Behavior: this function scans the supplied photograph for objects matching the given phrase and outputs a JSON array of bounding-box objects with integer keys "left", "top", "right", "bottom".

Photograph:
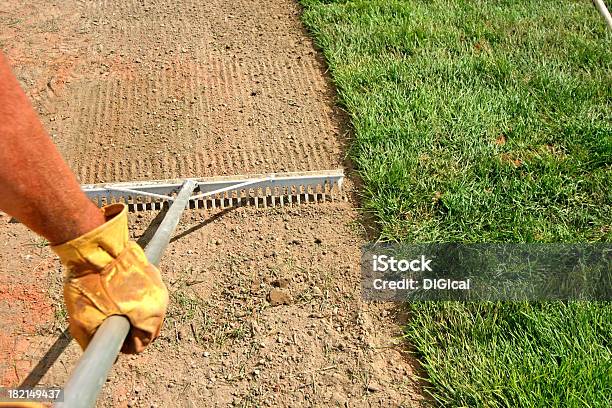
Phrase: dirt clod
[{"left": 267, "top": 288, "right": 292, "bottom": 306}]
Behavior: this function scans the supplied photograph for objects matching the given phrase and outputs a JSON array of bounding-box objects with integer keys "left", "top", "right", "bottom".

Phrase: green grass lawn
[{"left": 300, "top": 0, "right": 611, "bottom": 406}]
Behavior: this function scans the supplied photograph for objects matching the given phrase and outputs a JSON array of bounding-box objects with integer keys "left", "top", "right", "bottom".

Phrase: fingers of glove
[
  {"left": 121, "top": 327, "right": 157, "bottom": 354},
  {"left": 64, "top": 281, "right": 114, "bottom": 350},
  {"left": 104, "top": 244, "right": 168, "bottom": 343},
  {"left": 64, "top": 243, "right": 168, "bottom": 352}
]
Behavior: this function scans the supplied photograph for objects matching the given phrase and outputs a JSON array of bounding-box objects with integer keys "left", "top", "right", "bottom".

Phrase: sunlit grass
[{"left": 300, "top": 1, "right": 611, "bottom": 406}]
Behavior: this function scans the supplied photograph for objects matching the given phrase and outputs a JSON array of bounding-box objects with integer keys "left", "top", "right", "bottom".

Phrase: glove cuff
[{"left": 51, "top": 203, "right": 129, "bottom": 275}]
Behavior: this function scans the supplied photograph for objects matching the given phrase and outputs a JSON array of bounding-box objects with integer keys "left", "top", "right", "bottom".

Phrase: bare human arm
[{"left": 0, "top": 52, "right": 104, "bottom": 245}]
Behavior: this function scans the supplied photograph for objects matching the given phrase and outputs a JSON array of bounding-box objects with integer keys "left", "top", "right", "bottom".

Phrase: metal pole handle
[
  {"left": 594, "top": 0, "right": 612, "bottom": 29},
  {"left": 56, "top": 179, "right": 197, "bottom": 408}
]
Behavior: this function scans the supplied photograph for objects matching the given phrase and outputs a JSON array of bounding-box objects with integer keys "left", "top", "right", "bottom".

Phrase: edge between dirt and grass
[{"left": 299, "top": 1, "right": 611, "bottom": 407}]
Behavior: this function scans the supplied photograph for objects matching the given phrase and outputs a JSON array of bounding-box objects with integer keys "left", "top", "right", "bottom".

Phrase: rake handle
[
  {"left": 56, "top": 179, "right": 197, "bottom": 408},
  {"left": 593, "top": 0, "right": 612, "bottom": 29}
]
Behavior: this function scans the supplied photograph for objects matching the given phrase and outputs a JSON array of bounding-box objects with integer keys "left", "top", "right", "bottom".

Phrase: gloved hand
[{"left": 51, "top": 203, "right": 169, "bottom": 353}]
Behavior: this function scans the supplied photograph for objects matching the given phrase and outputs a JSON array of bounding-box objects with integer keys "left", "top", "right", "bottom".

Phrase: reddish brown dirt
[
  {"left": 0, "top": 0, "right": 424, "bottom": 406},
  {"left": 0, "top": 212, "right": 57, "bottom": 387}
]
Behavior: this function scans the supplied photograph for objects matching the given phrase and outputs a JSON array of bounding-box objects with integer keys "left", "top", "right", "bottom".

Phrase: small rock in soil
[{"left": 367, "top": 382, "right": 383, "bottom": 392}]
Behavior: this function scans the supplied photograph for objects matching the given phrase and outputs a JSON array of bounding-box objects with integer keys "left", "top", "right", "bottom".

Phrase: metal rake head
[{"left": 82, "top": 169, "right": 345, "bottom": 212}]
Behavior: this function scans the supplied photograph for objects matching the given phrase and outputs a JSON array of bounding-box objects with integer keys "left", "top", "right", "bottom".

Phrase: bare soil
[{"left": 0, "top": 0, "right": 423, "bottom": 406}]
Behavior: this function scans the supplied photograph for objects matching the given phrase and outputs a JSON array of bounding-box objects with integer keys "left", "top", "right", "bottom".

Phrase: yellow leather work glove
[{"left": 51, "top": 203, "right": 169, "bottom": 354}]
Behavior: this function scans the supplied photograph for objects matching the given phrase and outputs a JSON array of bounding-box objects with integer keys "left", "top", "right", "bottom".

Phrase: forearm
[{"left": 0, "top": 53, "right": 104, "bottom": 244}]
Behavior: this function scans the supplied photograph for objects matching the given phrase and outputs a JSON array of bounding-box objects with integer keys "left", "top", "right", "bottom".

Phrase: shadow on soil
[
  {"left": 169, "top": 207, "right": 236, "bottom": 244},
  {"left": 19, "top": 328, "right": 72, "bottom": 388}
]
